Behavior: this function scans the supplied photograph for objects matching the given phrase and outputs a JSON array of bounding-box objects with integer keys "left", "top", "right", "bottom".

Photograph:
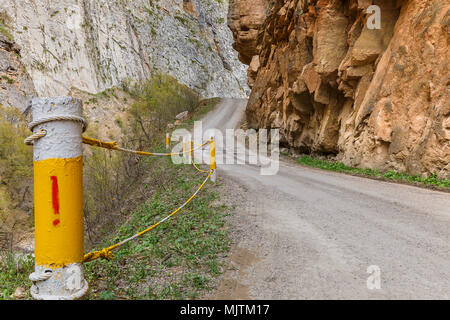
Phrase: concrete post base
[{"left": 30, "top": 263, "right": 89, "bottom": 300}]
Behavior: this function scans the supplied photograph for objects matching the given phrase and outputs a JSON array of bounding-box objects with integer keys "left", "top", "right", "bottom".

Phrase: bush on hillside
[
  {"left": 0, "top": 105, "right": 33, "bottom": 242},
  {"left": 83, "top": 74, "right": 200, "bottom": 245},
  {"left": 128, "top": 74, "right": 199, "bottom": 144}
]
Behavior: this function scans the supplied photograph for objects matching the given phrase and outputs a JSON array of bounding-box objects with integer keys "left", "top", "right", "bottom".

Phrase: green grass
[
  {"left": 0, "top": 253, "right": 34, "bottom": 300},
  {"left": 297, "top": 155, "right": 450, "bottom": 189},
  {"left": 83, "top": 158, "right": 231, "bottom": 300},
  {"left": 174, "top": 15, "right": 189, "bottom": 26}
]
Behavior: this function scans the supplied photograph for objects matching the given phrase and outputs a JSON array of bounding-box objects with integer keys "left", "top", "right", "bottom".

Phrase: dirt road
[{"left": 201, "top": 99, "right": 450, "bottom": 300}]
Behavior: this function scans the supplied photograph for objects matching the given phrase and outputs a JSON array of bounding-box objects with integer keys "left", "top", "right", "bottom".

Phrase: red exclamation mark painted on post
[{"left": 51, "top": 176, "right": 60, "bottom": 226}]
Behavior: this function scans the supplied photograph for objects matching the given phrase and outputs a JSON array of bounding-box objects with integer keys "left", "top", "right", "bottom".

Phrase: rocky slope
[
  {"left": 0, "top": 0, "right": 248, "bottom": 109},
  {"left": 228, "top": 0, "right": 450, "bottom": 178}
]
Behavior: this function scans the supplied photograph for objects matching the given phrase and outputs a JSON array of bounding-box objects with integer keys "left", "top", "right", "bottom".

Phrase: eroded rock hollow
[{"left": 228, "top": 0, "right": 450, "bottom": 178}]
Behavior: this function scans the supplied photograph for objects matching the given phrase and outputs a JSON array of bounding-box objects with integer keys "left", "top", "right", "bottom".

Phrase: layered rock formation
[
  {"left": 0, "top": 0, "right": 248, "bottom": 103},
  {"left": 229, "top": 0, "right": 450, "bottom": 178}
]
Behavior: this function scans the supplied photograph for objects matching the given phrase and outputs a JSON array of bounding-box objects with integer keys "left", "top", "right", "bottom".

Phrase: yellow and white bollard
[
  {"left": 209, "top": 135, "right": 217, "bottom": 183},
  {"left": 28, "top": 97, "right": 88, "bottom": 300},
  {"left": 166, "top": 133, "right": 170, "bottom": 150}
]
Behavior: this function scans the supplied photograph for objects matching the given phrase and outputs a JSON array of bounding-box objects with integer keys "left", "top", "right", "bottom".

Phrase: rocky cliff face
[
  {"left": 229, "top": 0, "right": 450, "bottom": 178},
  {"left": 0, "top": 0, "right": 248, "bottom": 108}
]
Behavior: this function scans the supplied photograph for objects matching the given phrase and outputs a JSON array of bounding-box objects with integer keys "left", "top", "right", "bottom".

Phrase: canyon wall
[
  {"left": 229, "top": 0, "right": 450, "bottom": 178},
  {"left": 0, "top": 0, "right": 248, "bottom": 109}
]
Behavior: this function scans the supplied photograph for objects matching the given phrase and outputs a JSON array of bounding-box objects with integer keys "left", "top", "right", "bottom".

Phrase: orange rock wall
[{"left": 228, "top": 0, "right": 450, "bottom": 178}]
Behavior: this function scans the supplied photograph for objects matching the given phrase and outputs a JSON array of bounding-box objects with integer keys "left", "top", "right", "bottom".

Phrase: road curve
[{"left": 201, "top": 98, "right": 450, "bottom": 300}]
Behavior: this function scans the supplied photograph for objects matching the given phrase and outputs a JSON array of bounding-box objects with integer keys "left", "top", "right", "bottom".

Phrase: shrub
[
  {"left": 83, "top": 74, "right": 200, "bottom": 245},
  {"left": 0, "top": 106, "right": 33, "bottom": 207},
  {"left": 0, "top": 105, "right": 33, "bottom": 242},
  {"left": 128, "top": 74, "right": 199, "bottom": 142}
]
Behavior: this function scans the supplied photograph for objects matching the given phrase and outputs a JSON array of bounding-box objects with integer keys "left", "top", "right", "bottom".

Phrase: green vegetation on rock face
[
  {"left": 297, "top": 155, "right": 450, "bottom": 189},
  {"left": 0, "top": 15, "right": 13, "bottom": 42}
]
